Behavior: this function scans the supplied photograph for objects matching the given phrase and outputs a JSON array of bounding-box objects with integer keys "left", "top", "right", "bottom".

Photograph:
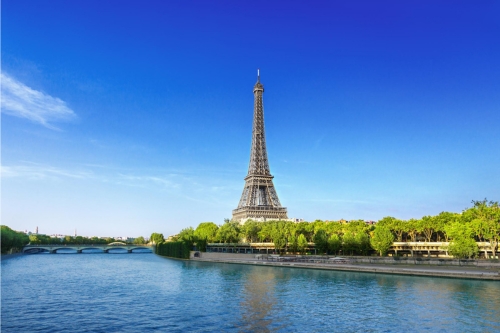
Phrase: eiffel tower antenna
[{"left": 232, "top": 71, "right": 288, "bottom": 222}]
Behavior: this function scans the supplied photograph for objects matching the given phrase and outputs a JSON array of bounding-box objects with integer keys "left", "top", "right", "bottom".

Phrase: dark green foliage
[
  {"left": 327, "top": 234, "right": 342, "bottom": 255},
  {"left": 1, "top": 225, "right": 29, "bottom": 253},
  {"left": 156, "top": 241, "right": 191, "bottom": 259},
  {"left": 196, "top": 238, "right": 208, "bottom": 252},
  {"left": 313, "top": 229, "right": 328, "bottom": 254}
]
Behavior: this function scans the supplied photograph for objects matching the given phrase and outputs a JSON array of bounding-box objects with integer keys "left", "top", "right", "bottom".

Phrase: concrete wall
[
  {"left": 190, "top": 251, "right": 258, "bottom": 260},
  {"left": 190, "top": 252, "right": 500, "bottom": 268}
]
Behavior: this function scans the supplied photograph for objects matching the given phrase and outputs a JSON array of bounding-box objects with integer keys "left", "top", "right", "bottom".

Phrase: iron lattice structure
[{"left": 232, "top": 72, "right": 288, "bottom": 222}]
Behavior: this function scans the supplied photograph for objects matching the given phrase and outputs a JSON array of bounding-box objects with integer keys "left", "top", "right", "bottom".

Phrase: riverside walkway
[
  {"left": 190, "top": 254, "right": 500, "bottom": 281},
  {"left": 23, "top": 243, "right": 153, "bottom": 254}
]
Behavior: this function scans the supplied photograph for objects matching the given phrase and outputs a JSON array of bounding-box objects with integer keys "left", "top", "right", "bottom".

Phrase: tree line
[
  {"left": 1, "top": 227, "right": 150, "bottom": 254},
  {"left": 27, "top": 234, "right": 149, "bottom": 245},
  {"left": 158, "top": 199, "right": 499, "bottom": 259}
]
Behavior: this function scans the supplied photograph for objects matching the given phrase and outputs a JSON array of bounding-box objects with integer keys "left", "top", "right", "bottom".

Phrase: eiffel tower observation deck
[{"left": 232, "top": 70, "right": 288, "bottom": 222}]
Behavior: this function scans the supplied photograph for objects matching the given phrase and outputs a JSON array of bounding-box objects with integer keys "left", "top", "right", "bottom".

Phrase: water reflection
[{"left": 239, "top": 268, "right": 278, "bottom": 332}]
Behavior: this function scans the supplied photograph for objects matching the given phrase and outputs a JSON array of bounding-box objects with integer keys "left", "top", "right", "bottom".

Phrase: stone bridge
[{"left": 23, "top": 243, "right": 153, "bottom": 254}]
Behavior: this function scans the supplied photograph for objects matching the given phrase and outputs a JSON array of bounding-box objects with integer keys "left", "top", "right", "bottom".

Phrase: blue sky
[{"left": 2, "top": 1, "right": 499, "bottom": 237}]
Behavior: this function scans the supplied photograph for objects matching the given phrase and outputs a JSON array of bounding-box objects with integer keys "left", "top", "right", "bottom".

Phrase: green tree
[
  {"left": 447, "top": 237, "right": 479, "bottom": 259},
  {"left": 271, "top": 222, "right": 287, "bottom": 254},
  {"left": 1, "top": 225, "right": 29, "bottom": 253},
  {"left": 288, "top": 232, "right": 298, "bottom": 253},
  {"left": 312, "top": 220, "right": 326, "bottom": 234},
  {"left": 240, "top": 221, "right": 260, "bottom": 243},
  {"left": 444, "top": 221, "right": 478, "bottom": 259},
  {"left": 327, "top": 234, "right": 342, "bottom": 255},
  {"left": 370, "top": 226, "right": 394, "bottom": 256},
  {"left": 392, "top": 219, "right": 406, "bottom": 242},
  {"left": 257, "top": 222, "right": 273, "bottom": 242},
  {"left": 297, "top": 234, "right": 308, "bottom": 254},
  {"left": 29, "top": 234, "right": 41, "bottom": 245},
  {"left": 193, "top": 222, "right": 219, "bottom": 251},
  {"left": 325, "top": 221, "right": 343, "bottom": 236},
  {"left": 417, "top": 216, "right": 435, "bottom": 242},
  {"left": 216, "top": 221, "right": 240, "bottom": 243},
  {"left": 178, "top": 227, "right": 196, "bottom": 247},
  {"left": 355, "top": 232, "right": 371, "bottom": 255},
  {"left": 465, "top": 199, "right": 500, "bottom": 258},
  {"left": 345, "top": 220, "right": 368, "bottom": 235},
  {"left": 133, "top": 236, "right": 146, "bottom": 244},
  {"left": 342, "top": 232, "right": 357, "bottom": 255},
  {"left": 406, "top": 219, "right": 419, "bottom": 242},
  {"left": 194, "top": 222, "right": 219, "bottom": 242},
  {"left": 377, "top": 216, "right": 396, "bottom": 229},
  {"left": 296, "top": 222, "right": 314, "bottom": 241},
  {"left": 150, "top": 233, "right": 164, "bottom": 244},
  {"left": 313, "top": 229, "right": 328, "bottom": 254},
  {"left": 433, "top": 212, "right": 457, "bottom": 242}
]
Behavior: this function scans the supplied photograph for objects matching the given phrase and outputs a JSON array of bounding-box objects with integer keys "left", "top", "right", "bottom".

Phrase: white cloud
[
  {"left": 117, "top": 174, "right": 180, "bottom": 189},
  {"left": 1, "top": 165, "right": 94, "bottom": 180},
  {"left": 1, "top": 73, "right": 76, "bottom": 129},
  {"left": 1, "top": 163, "right": 240, "bottom": 206}
]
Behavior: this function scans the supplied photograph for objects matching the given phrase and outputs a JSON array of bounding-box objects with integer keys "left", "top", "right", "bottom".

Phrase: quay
[{"left": 189, "top": 252, "right": 500, "bottom": 281}]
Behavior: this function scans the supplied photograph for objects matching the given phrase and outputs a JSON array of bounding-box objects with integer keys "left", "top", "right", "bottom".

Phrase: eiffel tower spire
[{"left": 232, "top": 70, "right": 288, "bottom": 222}]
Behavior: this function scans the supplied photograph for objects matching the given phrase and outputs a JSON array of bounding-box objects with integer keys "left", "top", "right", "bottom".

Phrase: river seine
[{"left": 2, "top": 253, "right": 499, "bottom": 332}]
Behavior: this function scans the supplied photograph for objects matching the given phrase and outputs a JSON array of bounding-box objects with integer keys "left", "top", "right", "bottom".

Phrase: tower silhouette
[{"left": 232, "top": 71, "right": 288, "bottom": 222}]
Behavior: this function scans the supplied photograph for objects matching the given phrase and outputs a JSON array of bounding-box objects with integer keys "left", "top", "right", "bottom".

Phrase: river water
[{"left": 2, "top": 253, "right": 499, "bottom": 332}]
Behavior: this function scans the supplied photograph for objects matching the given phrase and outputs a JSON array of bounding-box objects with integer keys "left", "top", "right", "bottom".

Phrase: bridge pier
[
  {"left": 77, "top": 250, "right": 82, "bottom": 253},
  {"left": 128, "top": 249, "right": 132, "bottom": 253},
  {"left": 103, "top": 249, "right": 109, "bottom": 253},
  {"left": 50, "top": 250, "right": 56, "bottom": 254}
]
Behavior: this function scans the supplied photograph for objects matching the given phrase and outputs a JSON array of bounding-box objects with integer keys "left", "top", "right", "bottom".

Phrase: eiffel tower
[{"left": 232, "top": 70, "right": 288, "bottom": 222}]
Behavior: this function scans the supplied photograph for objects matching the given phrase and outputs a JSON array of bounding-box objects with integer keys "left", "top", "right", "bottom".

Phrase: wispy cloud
[
  {"left": 1, "top": 163, "right": 240, "bottom": 206},
  {"left": 1, "top": 163, "right": 183, "bottom": 190},
  {"left": 1, "top": 165, "right": 94, "bottom": 180},
  {"left": 1, "top": 73, "right": 76, "bottom": 129},
  {"left": 117, "top": 174, "right": 180, "bottom": 189}
]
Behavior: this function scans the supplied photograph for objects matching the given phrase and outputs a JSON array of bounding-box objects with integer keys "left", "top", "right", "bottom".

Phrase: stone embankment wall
[
  {"left": 190, "top": 252, "right": 500, "bottom": 268},
  {"left": 349, "top": 256, "right": 500, "bottom": 268},
  {"left": 190, "top": 252, "right": 256, "bottom": 260}
]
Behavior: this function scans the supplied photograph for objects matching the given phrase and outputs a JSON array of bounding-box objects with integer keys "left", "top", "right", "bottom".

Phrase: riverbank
[{"left": 190, "top": 254, "right": 500, "bottom": 281}]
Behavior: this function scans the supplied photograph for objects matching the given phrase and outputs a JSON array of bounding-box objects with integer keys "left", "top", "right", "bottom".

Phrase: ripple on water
[{"left": 2, "top": 255, "right": 499, "bottom": 333}]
